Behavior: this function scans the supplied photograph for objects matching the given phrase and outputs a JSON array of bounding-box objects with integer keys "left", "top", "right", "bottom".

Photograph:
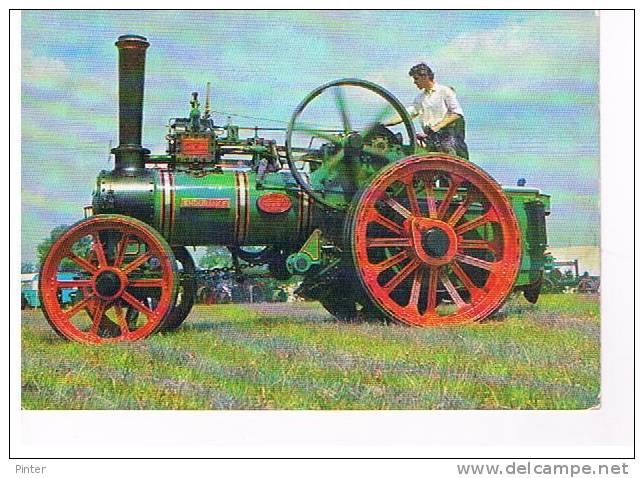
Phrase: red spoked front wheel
[
  {"left": 39, "top": 215, "right": 178, "bottom": 343},
  {"left": 350, "top": 154, "right": 521, "bottom": 326}
]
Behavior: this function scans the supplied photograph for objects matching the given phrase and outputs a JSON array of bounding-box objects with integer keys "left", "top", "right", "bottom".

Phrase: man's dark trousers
[{"left": 424, "top": 116, "right": 469, "bottom": 160}]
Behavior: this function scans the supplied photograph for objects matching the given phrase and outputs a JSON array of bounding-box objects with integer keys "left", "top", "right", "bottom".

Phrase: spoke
[
  {"left": 384, "top": 197, "right": 412, "bottom": 219},
  {"left": 57, "top": 279, "right": 93, "bottom": 289},
  {"left": 318, "top": 150, "right": 345, "bottom": 180},
  {"left": 296, "top": 157, "right": 323, "bottom": 163},
  {"left": 91, "top": 233, "right": 108, "bottom": 267},
  {"left": 114, "top": 303, "right": 130, "bottom": 335},
  {"left": 455, "top": 253, "right": 497, "bottom": 272},
  {"left": 63, "top": 294, "right": 95, "bottom": 320},
  {"left": 121, "top": 290, "right": 155, "bottom": 318},
  {"left": 68, "top": 253, "right": 98, "bottom": 274},
  {"left": 425, "top": 266, "right": 439, "bottom": 314},
  {"left": 439, "top": 270, "right": 466, "bottom": 308},
  {"left": 334, "top": 87, "right": 352, "bottom": 134},
  {"left": 113, "top": 234, "right": 130, "bottom": 268},
  {"left": 369, "top": 211, "right": 404, "bottom": 236},
  {"left": 436, "top": 177, "right": 462, "bottom": 220},
  {"left": 454, "top": 209, "right": 498, "bottom": 235},
  {"left": 122, "top": 252, "right": 152, "bottom": 274},
  {"left": 325, "top": 149, "right": 345, "bottom": 170},
  {"left": 292, "top": 125, "right": 343, "bottom": 146},
  {"left": 405, "top": 181, "right": 422, "bottom": 217},
  {"left": 366, "top": 237, "right": 411, "bottom": 248},
  {"left": 446, "top": 194, "right": 474, "bottom": 226},
  {"left": 372, "top": 250, "right": 409, "bottom": 272},
  {"left": 488, "top": 235, "right": 504, "bottom": 258},
  {"left": 88, "top": 300, "right": 108, "bottom": 336},
  {"left": 424, "top": 177, "right": 438, "bottom": 218},
  {"left": 406, "top": 267, "right": 423, "bottom": 312},
  {"left": 450, "top": 261, "right": 482, "bottom": 301},
  {"left": 383, "top": 259, "right": 419, "bottom": 292},
  {"left": 458, "top": 239, "right": 493, "bottom": 251},
  {"left": 362, "top": 104, "right": 395, "bottom": 139},
  {"left": 128, "top": 278, "right": 165, "bottom": 288}
]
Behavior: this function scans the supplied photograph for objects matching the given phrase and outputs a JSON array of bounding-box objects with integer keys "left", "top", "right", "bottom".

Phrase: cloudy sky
[{"left": 21, "top": 10, "right": 599, "bottom": 263}]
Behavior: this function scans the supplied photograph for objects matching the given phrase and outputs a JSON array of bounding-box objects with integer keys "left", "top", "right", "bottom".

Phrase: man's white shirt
[{"left": 406, "top": 83, "right": 464, "bottom": 130}]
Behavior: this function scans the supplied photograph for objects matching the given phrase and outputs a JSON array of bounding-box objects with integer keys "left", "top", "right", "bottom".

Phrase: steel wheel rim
[
  {"left": 351, "top": 154, "right": 521, "bottom": 326},
  {"left": 39, "top": 215, "right": 177, "bottom": 343},
  {"left": 158, "top": 246, "right": 196, "bottom": 331}
]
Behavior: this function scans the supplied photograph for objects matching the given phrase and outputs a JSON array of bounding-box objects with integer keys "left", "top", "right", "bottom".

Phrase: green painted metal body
[
  {"left": 503, "top": 187, "right": 550, "bottom": 287},
  {"left": 94, "top": 164, "right": 549, "bottom": 291},
  {"left": 149, "top": 168, "right": 317, "bottom": 247}
]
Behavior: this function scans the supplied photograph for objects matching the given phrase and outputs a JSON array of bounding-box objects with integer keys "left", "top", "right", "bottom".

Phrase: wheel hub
[
  {"left": 407, "top": 218, "right": 458, "bottom": 266},
  {"left": 94, "top": 268, "right": 126, "bottom": 299},
  {"left": 343, "top": 133, "right": 364, "bottom": 159},
  {"left": 422, "top": 227, "right": 450, "bottom": 258}
]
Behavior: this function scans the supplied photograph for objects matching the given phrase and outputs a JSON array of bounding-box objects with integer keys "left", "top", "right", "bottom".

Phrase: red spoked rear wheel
[
  {"left": 351, "top": 154, "right": 521, "bottom": 326},
  {"left": 39, "top": 215, "right": 178, "bottom": 343}
]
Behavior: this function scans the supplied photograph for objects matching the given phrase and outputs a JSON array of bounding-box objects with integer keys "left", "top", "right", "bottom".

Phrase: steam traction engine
[{"left": 39, "top": 35, "right": 550, "bottom": 343}]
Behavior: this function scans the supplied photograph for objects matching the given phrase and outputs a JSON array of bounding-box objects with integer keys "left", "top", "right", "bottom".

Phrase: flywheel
[
  {"left": 286, "top": 78, "right": 417, "bottom": 210},
  {"left": 348, "top": 154, "right": 521, "bottom": 326}
]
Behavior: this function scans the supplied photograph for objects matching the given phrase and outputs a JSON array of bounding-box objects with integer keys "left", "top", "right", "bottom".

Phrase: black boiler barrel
[{"left": 111, "top": 34, "right": 150, "bottom": 171}]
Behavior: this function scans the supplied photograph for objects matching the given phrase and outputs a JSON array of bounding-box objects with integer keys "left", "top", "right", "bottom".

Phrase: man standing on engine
[{"left": 386, "top": 63, "right": 469, "bottom": 160}]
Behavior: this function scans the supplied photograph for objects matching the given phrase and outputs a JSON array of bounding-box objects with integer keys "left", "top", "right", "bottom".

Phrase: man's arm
[
  {"left": 383, "top": 95, "right": 421, "bottom": 127},
  {"left": 382, "top": 115, "right": 401, "bottom": 127},
  {"left": 429, "top": 113, "right": 461, "bottom": 132},
  {"left": 382, "top": 114, "right": 403, "bottom": 127},
  {"left": 383, "top": 106, "right": 419, "bottom": 127}
]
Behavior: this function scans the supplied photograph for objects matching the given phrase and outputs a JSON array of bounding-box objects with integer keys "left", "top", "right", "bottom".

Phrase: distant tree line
[{"left": 24, "top": 225, "right": 92, "bottom": 273}]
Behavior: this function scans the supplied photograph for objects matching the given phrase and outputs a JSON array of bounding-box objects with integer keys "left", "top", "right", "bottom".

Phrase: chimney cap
[
  {"left": 115, "top": 35, "right": 149, "bottom": 49},
  {"left": 117, "top": 34, "right": 148, "bottom": 42}
]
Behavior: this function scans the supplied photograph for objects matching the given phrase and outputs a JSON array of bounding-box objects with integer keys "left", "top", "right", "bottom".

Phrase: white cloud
[
  {"left": 22, "top": 49, "right": 71, "bottom": 87},
  {"left": 362, "top": 13, "right": 598, "bottom": 103},
  {"left": 431, "top": 15, "right": 598, "bottom": 93}
]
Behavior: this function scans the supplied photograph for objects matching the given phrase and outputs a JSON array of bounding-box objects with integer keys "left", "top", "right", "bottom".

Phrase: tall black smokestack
[{"left": 112, "top": 34, "right": 150, "bottom": 170}]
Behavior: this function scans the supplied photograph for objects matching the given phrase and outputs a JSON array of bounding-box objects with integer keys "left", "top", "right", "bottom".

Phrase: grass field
[{"left": 21, "top": 293, "right": 600, "bottom": 410}]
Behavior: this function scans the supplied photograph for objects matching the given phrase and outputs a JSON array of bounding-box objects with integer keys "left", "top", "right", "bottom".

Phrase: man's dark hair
[{"left": 409, "top": 63, "right": 434, "bottom": 80}]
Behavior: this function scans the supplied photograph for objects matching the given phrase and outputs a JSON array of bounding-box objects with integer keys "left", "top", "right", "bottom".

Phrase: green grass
[{"left": 21, "top": 294, "right": 600, "bottom": 410}]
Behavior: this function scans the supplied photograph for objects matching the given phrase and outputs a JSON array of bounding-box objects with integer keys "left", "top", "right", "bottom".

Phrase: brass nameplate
[{"left": 181, "top": 198, "right": 230, "bottom": 209}]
